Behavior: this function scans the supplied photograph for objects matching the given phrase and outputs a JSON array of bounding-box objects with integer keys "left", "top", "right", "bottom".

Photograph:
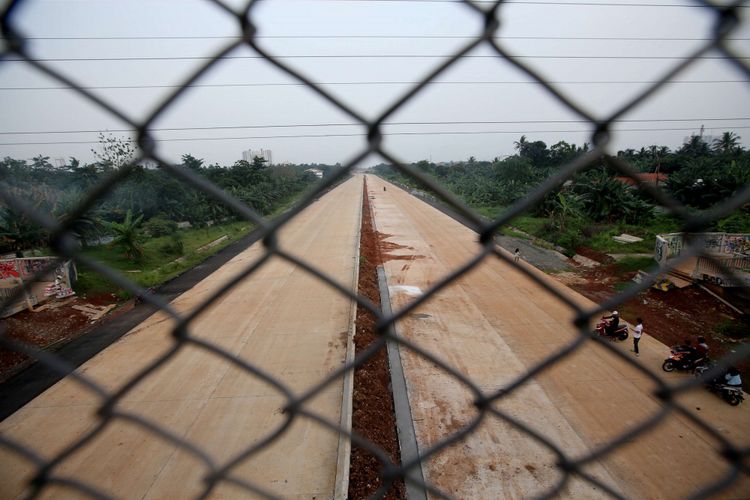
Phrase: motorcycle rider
[
  {"left": 693, "top": 336, "right": 709, "bottom": 366},
  {"left": 602, "top": 310, "right": 620, "bottom": 337},
  {"left": 724, "top": 367, "right": 742, "bottom": 387}
]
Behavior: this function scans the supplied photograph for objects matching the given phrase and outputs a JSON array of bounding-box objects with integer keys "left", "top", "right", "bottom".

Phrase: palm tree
[
  {"left": 679, "top": 134, "right": 711, "bottom": 157},
  {"left": 712, "top": 131, "right": 742, "bottom": 155},
  {"left": 514, "top": 135, "right": 528, "bottom": 154},
  {"left": 53, "top": 191, "right": 103, "bottom": 248},
  {"left": 103, "top": 209, "right": 144, "bottom": 261}
]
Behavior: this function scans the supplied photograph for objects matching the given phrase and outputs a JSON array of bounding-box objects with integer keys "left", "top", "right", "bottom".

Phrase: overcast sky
[{"left": 0, "top": 0, "right": 748, "bottom": 167}]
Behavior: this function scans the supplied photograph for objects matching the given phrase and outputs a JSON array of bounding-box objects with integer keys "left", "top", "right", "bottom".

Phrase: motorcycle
[
  {"left": 593, "top": 318, "right": 629, "bottom": 341},
  {"left": 662, "top": 345, "right": 706, "bottom": 373},
  {"left": 694, "top": 366, "right": 745, "bottom": 406}
]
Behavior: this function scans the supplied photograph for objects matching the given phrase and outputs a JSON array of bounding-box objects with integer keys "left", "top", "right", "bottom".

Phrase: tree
[
  {"left": 0, "top": 205, "right": 49, "bottom": 256},
  {"left": 666, "top": 157, "right": 750, "bottom": 209},
  {"left": 513, "top": 135, "right": 528, "bottom": 153},
  {"left": 573, "top": 168, "right": 654, "bottom": 224},
  {"left": 53, "top": 190, "right": 103, "bottom": 248},
  {"left": 103, "top": 209, "right": 144, "bottom": 261},
  {"left": 678, "top": 134, "right": 711, "bottom": 158},
  {"left": 92, "top": 132, "right": 136, "bottom": 171},
  {"left": 181, "top": 154, "right": 204, "bottom": 171},
  {"left": 31, "top": 155, "right": 54, "bottom": 172},
  {"left": 549, "top": 141, "right": 578, "bottom": 166},
  {"left": 513, "top": 136, "right": 549, "bottom": 166},
  {"left": 252, "top": 155, "right": 268, "bottom": 170},
  {"left": 712, "top": 132, "right": 742, "bottom": 155}
]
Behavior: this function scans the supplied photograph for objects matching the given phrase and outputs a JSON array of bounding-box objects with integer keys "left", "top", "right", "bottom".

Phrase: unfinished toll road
[
  {"left": 0, "top": 176, "right": 363, "bottom": 499},
  {"left": 367, "top": 175, "right": 750, "bottom": 498}
]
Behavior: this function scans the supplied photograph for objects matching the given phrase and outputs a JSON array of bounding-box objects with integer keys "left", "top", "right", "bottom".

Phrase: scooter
[
  {"left": 662, "top": 345, "right": 706, "bottom": 373},
  {"left": 593, "top": 318, "right": 629, "bottom": 341}
]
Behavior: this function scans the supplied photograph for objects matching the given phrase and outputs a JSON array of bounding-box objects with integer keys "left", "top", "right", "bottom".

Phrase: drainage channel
[{"left": 348, "top": 177, "right": 407, "bottom": 499}]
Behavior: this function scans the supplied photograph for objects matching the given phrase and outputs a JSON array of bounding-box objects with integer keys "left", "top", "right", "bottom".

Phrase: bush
[
  {"left": 716, "top": 212, "right": 750, "bottom": 233},
  {"left": 143, "top": 216, "right": 177, "bottom": 237},
  {"left": 715, "top": 318, "right": 750, "bottom": 339},
  {"left": 159, "top": 233, "right": 184, "bottom": 256}
]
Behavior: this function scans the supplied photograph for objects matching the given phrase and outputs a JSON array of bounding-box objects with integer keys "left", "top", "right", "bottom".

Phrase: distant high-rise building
[{"left": 242, "top": 148, "right": 273, "bottom": 165}]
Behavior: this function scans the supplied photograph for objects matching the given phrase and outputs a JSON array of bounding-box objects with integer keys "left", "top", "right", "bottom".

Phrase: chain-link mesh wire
[{"left": 1, "top": 0, "right": 749, "bottom": 498}]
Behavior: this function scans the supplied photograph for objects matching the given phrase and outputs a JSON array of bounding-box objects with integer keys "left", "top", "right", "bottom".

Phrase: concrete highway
[
  {"left": 0, "top": 176, "right": 363, "bottom": 499},
  {"left": 367, "top": 175, "right": 750, "bottom": 499},
  {"left": 1, "top": 172, "right": 748, "bottom": 499}
]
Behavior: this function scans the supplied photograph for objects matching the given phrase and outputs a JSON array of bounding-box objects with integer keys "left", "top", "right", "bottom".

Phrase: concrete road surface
[
  {"left": 0, "top": 176, "right": 363, "bottom": 498},
  {"left": 367, "top": 175, "right": 750, "bottom": 499}
]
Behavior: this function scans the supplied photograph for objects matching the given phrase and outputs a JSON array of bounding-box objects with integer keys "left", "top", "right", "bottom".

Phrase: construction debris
[
  {"left": 613, "top": 233, "right": 643, "bottom": 244},
  {"left": 72, "top": 303, "right": 116, "bottom": 322}
]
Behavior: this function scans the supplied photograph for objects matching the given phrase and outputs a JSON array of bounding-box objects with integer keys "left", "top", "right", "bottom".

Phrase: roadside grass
[
  {"left": 75, "top": 220, "right": 252, "bottom": 298},
  {"left": 73, "top": 183, "right": 325, "bottom": 299},
  {"left": 715, "top": 318, "right": 750, "bottom": 339},
  {"left": 585, "top": 215, "right": 682, "bottom": 254}
]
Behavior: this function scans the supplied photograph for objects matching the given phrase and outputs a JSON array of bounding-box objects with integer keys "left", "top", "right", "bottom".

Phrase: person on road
[
  {"left": 632, "top": 317, "right": 643, "bottom": 357},
  {"left": 514, "top": 248, "right": 521, "bottom": 263},
  {"left": 603, "top": 310, "right": 620, "bottom": 337},
  {"left": 695, "top": 336, "right": 709, "bottom": 362},
  {"left": 724, "top": 367, "right": 742, "bottom": 387}
]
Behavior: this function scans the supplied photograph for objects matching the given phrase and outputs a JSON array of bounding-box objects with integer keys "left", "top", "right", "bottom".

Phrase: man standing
[{"left": 632, "top": 317, "right": 643, "bottom": 357}]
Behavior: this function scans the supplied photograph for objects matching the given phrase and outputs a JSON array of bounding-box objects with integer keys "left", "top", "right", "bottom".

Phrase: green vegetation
[
  {"left": 374, "top": 132, "right": 750, "bottom": 255},
  {"left": 75, "top": 220, "right": 251, "bottom": 298},
  {"left": 715, "top": 318, "right": 750, "bottom": 339},
  {"left": 1, "top": 141, "right": 344, "bottom": 298},
  {"left": 614, "top": 256, "right": 657, "bottom": 274}
]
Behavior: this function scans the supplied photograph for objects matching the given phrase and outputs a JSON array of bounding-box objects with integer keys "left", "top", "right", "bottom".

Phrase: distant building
[
  {"left": 615, "top": 173, "right": 668, "bottom": 189},
  {"left": 304, "top": 168, "right": 323, "bottom": 179},
  {"left": 242, "top": 148, "right": 273, "bottom": 165}
]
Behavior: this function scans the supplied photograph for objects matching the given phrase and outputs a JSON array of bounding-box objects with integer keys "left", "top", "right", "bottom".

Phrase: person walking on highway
[{"left": 632, "top": 317, "right": 643, "bottom": 357}]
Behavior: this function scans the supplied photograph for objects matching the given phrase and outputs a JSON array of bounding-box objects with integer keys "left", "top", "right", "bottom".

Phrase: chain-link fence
[{"left": 1, "top": 0, "right": 749, "bottom": 498}]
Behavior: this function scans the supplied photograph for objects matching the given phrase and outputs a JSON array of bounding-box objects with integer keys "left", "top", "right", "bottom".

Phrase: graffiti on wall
[
  {"left": 0, "top": 261, "right": 20, "bottom": 279},
  {"left": 1, "top": 257, "right": 77, "bottom": 317},
  {"left": 658, "top": 232, "right": 750, "bottom": 259},
  {"left": 722, "top": 234, "right": 750, "bottom": 255},
  {"left": 656, "top": 232, "right": 750, "bottom": 287},
  {"left": 19, "top": 258, "right": 49, "bottom": 278}
]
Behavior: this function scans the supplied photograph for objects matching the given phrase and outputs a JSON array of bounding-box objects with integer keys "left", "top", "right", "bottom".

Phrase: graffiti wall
[
  {"left": 656, "top": 232, "right": 750, "bottom": 259},
  {"left": 0, "top": 257, "right": 76, "bottom": 317},
  {"left": 655, "top": 232, "right": 750, "bottom": 287}
]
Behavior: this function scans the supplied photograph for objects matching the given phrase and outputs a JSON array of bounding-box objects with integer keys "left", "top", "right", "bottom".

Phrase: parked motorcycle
[
  {"left": 662, "top": 345, "right": 706, "bottom": 373},
  {"left": 593, "top": 318, "right": 629, "bottom": 341}
]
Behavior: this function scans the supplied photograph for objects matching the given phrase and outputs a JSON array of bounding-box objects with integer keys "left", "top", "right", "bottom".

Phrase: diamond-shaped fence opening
[{"left": 1, "top": 0, "right": 749, "bottom": 498}]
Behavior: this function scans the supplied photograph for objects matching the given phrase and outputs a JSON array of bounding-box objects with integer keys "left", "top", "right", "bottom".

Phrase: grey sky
[{"left": 1, "top": 0, "right": 748, "bottom": 167}]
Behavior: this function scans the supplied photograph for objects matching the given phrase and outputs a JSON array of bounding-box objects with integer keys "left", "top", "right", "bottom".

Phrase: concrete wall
[{"left": 0, "top": 258, "right": 76, "bottom": 317}]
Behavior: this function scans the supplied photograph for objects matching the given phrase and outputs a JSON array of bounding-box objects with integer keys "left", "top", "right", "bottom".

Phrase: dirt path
[
  {"left": 367, "top": 176, "right": 750, "bottom": 498},
  {"left": 0, "top": 177, "right": 363, "bottom": 499}
]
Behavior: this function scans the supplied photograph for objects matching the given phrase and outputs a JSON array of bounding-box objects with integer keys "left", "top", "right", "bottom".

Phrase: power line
[
  {"left": 2, "top": 54, "right": 748, "bottom": 62},
  {"left": 1, "top": 118, "right": 749, "bottom": 136},
  {"left": 294, "top": 0, "right": 750, "bottom": 7},
  {"left": 0, "top": 125, "right": 747, "bottom": 147},
  {"left": 0, "top": 79, "right": 747, "bottom": 91},
  {"left": 18, "top": 35, "right": 750, "bottom": 41}
]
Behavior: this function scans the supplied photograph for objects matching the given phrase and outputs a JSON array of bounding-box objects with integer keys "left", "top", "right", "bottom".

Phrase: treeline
[
  {"left": 0, "top": 152, "right": 338, "bottom": 256},
  {"left": 374, "top": 132, "right": 750, "bottom": 251}
]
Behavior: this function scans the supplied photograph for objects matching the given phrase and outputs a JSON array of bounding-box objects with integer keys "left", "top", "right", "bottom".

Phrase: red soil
[{"left": 348, "top": 178, "right": 405, "bottom": 499}]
